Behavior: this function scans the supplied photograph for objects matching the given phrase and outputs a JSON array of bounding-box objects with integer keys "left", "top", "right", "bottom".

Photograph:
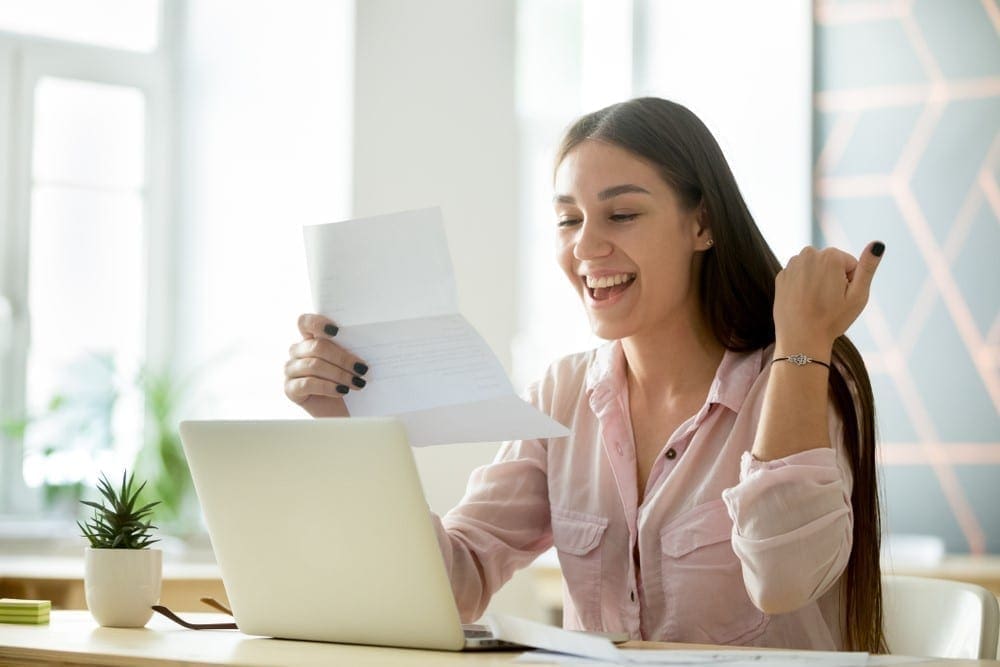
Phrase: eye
[
  {"left": 557, "top": 217, "right": 582, "bottom": 228},
  {"left": 609, "top": 213, "right": 638, "bottom": 223}
]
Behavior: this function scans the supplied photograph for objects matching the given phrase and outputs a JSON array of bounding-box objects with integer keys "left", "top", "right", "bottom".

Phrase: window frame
[{"left": 0, "top": 25, "right": 173, "bottom": 514}]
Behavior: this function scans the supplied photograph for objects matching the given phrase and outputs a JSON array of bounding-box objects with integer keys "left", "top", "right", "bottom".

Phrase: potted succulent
[{"left": 78, "top": 471, "right": 163, "bottom": 627}]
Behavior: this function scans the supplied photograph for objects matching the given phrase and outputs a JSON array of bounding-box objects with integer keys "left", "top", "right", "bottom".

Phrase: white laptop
[{"left": 179, "top": 417, "right": 517, "bottom": 650}]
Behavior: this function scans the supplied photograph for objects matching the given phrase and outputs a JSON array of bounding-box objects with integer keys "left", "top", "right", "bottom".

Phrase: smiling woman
[
  {"left": 284, "top": 96, "right": 887, "bottom": 652},
  {"left": 553, "top": 141, "right": 711, "bottom": 343}
]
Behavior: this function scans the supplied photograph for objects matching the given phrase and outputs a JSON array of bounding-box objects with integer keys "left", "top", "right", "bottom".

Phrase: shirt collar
[
  {"left": 706, "top": 346, "right": 765, "bottom": 413},
  {"left": 585, "top": 340, "right": 625, "bottom": 405},
  {"left": 586, "top": 339, "right": 765, "bottom": 414}
]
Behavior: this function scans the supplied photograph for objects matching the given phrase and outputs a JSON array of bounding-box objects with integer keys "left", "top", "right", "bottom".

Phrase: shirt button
[
  {"left": 665, "top": 448, "right": 677, "bottom": 460},
  {"left": 616, "top": 445, "right": 624, "bottom": 455}
]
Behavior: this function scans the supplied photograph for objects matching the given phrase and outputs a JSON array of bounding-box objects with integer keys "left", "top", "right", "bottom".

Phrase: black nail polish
[
  {"left": 336, "top": 384, "right": 349, "bottom": 394},
  {"left": 353, "top": 362, "right": 368, "bottom": 375},
  {"left": 352, "top": 376, "right": 366, "bottom": 388},
  {"left": 871, "top": 241, "right": 885, "bottom": 257},
  {"left": 324, "top": 324, "right": 339, "bottom": 337}
]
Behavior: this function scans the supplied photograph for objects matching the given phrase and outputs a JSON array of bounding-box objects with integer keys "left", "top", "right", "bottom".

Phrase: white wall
[
  {"left": 172, "top": 0, "right": 354, "bottom": 419},
  {"left": 351, "top": 0, "right": 518, "bottom": 516},
  {"left": 635, "top": 0, "right": 813, "bottom": 264}
]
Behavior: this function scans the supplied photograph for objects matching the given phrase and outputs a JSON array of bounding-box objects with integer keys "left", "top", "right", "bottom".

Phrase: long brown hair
[{"left": 556, "top": 97, "right": 885, "bottom": 653}]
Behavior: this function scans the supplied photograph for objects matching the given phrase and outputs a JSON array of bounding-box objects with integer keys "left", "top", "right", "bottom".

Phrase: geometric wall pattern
[{"left": 814, "top": 0, "right": 1000, "bottom": 553}]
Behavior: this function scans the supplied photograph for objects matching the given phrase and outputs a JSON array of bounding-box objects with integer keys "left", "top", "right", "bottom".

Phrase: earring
[{"left": 706, "top": 239, "right": 714, "bottom": 247}]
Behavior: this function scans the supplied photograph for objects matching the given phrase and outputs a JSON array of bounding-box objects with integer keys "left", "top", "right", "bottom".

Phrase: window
[
  {"left": 0, "top": 6, "right": 170, "bottom": 513},
  {"left": 23, "top": 77, "right": 147, "bottom": 494}
]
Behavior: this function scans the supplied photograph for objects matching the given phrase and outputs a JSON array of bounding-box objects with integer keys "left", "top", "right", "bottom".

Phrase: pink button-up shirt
[{"left": 432, "top": 341, "right": 853, "bottom": 649}]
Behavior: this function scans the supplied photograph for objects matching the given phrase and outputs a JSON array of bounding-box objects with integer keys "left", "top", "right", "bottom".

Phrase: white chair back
[{"left": 882, "top": 575, "right": 999, "bottom": 660}]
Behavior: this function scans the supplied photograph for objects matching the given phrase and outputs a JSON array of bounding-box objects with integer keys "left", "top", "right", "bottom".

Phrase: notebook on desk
[{"left": 179, "top": 417, "right": 520, "bottom": 651}]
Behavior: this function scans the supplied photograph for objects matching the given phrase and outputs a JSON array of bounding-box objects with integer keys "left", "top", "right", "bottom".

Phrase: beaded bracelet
[{"left": 772, "top": 354, "right": 831, "bottom": 369}]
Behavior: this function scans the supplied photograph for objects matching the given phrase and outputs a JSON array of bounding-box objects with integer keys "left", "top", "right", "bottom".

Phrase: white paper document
[
  {"left": 488, "top": 613, "right": 870, "bottom": 667},
  {"left": 489, "top": 613, "right": 624, "bottom": 664},
  {"left": 303, "top": 207, "right": 570, "bottom": 446}
]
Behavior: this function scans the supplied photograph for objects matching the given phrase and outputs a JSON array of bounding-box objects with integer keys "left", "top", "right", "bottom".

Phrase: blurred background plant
[
  {"left": 1, "top": 352, "right": 201, "bottom": 535},
  {"left": 132, "top": 366, "right": 199, "bottom": 535},
  {"left": 1, "top": 353, "right": 119, "bottom": 512}
]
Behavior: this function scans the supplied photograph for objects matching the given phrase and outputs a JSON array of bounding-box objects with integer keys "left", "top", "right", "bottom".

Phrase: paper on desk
[
  {"left": 303, "top": 208, "right": 570, "bottom": 446},
  {"left": 488, "top": 613, "right": 623, "bottom": 664},
  {"left": 490, "top": 613, "right": 870, "bottom": 667}
]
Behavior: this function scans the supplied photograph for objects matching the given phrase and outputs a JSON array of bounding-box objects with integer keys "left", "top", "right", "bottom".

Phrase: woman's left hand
[{"left": 773, "top": 241, "right": 885, "bottom": 355}]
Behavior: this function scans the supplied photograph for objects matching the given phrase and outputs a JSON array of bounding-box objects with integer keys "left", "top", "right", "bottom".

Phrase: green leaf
[
  {"left": 0, "top": 417, "right": 28, "bottom": 439},
  {"left": 78, "top": 468, "right": 159, "bottom": 549},
  {"left": 96, "top": 475, "right": 117, "bottom": 504},
  {"left": 119, "top": 472, "right": 130, "bottom": 510}
]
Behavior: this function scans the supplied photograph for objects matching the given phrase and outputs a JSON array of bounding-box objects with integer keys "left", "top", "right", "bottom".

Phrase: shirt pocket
[
  {"left": 660, "top": 499, "right": 767, "bottom": 644},
  {"left": 551, "top": 506, "right": 608, "bottom": 626}
]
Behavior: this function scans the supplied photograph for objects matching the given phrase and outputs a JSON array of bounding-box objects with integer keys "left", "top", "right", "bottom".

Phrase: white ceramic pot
[{"left": 84, "top": 547, "right": 163, "bottom": 628}]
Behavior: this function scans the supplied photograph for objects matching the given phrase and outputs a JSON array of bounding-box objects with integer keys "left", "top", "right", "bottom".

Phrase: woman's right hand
[{"left": 284, "top": 314, "right": 370, "bottom": 418}]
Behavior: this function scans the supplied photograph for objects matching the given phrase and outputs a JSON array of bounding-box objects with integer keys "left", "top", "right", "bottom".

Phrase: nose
[{"left": 573, "top": 219, "right": 612, "bottom": 261}]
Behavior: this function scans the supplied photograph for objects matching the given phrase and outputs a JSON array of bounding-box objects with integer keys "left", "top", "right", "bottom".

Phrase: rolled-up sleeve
[
  {"left": 431, "top": 386, "right": 554, "bottom": 621},
  {"left": 721, "top": 409, "right": 853, "bottom": 616}
]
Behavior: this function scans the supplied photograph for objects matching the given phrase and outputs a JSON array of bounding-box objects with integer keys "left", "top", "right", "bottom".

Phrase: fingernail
[
  {"left": 324, "top": 324, "right": 339, "bottom": 337},
  {"left": 871, "top": 241, "right": 885, "bottom": 257},
  {"left": 352, "top": 376, "right": 366, "bottom": 388},
  {"left": 353, "top": 362, "right": 368, "bottom": 375},
  {"left": 336, "top": 384, "right": 349, "bottom": 394}
]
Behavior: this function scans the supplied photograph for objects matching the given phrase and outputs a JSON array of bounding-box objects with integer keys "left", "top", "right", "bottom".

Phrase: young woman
[{"left": 284, "top": 97, "right": 886, "bottom": 652}]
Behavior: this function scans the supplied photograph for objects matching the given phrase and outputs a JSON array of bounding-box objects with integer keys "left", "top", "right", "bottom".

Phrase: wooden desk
[
  {"left": 3, "top": 612, "right": 515, "bottom": 667},
  {"left": 0, "top": 556, "right": 230, "bottom": 612},
  {"left": 1, "top": 611, "right": 998, "bottom": 667}
]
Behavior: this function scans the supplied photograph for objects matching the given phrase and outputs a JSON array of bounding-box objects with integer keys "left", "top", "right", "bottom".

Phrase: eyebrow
[{"left": 553, "top": 183, "right": 652, "bottom": 204}]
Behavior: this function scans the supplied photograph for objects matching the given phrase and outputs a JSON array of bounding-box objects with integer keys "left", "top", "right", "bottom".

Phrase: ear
[{"left": 691, "top": 205, "right": 713, "bottom": 250}]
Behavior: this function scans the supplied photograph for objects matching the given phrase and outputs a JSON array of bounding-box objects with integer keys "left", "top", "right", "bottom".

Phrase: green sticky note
[
  {"left": 0, "top": 614, "right": 50, "bottom": 625},
  {"left": 0, "top": 608, "right": 47, "bottom": 616},
  {"left": 0, "top": 599, "right": 52, "bottom": 624},
  {"left": 0, "top": 598, "right": 51, "bottom": 612}
]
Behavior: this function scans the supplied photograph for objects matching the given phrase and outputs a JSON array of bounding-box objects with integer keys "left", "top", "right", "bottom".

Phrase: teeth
[{"left": 585, "top": 273, "right": 634, "bottom": 289}]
